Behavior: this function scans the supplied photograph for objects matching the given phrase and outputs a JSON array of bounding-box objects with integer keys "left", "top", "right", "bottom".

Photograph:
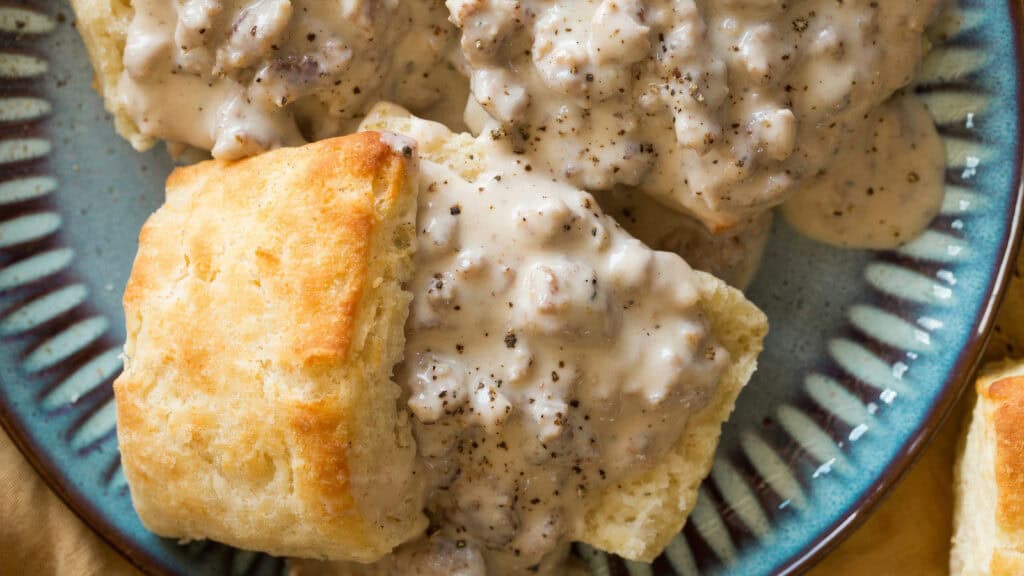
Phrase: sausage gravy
[
  {"left": 448, "top": 0, "right": 943, "bottom": 233},
  {"left": 118, "top": 0, "right": 461, "bottom": 159},
  {"left": 394, "top": 118, "right": 727, "bottom": 574}
]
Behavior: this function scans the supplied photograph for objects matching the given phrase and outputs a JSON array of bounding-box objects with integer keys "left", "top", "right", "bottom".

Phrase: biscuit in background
[
  {"left": 70, "top": 0, "right": 149, "bottom": 150},
  {"left": 951, "top": 360, "right": 1024, "bottom": 575}
]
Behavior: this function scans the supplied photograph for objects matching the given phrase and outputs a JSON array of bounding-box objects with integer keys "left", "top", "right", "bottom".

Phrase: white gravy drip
[
  {"left": 119, "top": 0, "right": 461, "bottom": 158},
  {"left": 780, "top": 94, "right": 945, "bottom": 249},
  {"left": 593, "top": 188, "right": 772, "bottom": 289},
  {"left": 359, "top": 121, "right": 726, "bottom": 574},
  {"left": 448, "top": 0, "right": 940, "bottom": 230}
]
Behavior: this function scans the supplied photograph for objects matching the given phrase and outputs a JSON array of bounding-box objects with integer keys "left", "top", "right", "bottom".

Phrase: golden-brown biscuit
[
  {"left": 115, "top": 132, "right": 426, "bottom": 562},
  {"left": 951, "top": 360, "right": 1024, "bottom": 575}
]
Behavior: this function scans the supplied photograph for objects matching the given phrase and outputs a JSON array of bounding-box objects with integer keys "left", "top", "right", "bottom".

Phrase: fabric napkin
[{"left": 0, "top": 429, "right": 138, "bottom": 575}]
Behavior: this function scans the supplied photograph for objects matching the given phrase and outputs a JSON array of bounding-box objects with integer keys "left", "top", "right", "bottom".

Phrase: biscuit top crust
[
  {"left": 115, "top": 132, "right": 422, "bottom": 561},
  {"left": 124, "top": 131, "right": 408, "bottom": 369}
]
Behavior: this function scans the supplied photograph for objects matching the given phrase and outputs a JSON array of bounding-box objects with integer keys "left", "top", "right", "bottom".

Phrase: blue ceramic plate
[{"left": 0, "top": 1, "right": 1021, "bottom": 575}]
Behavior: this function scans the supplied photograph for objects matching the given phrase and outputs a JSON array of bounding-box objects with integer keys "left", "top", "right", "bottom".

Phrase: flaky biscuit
[{"left": 115, "top": 132, "right": 425, "bottom": 562}]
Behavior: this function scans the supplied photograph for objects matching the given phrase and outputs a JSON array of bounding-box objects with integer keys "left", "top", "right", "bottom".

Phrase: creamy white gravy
[
  {"left": 780, "top": 93, "right": 945, "bottom": 249},
  {"left": 118, "top": 0, "right": 462, "bottom": 158},
  {"left": 401, "top": 122, "right": 727, "bottom": 575},
  {"left": 449, "top": 0, "right": 942, "bottom": 232},
  {"left": 301, "top": 117, "right": 727, "bottom": 575},
  {"left": 465, "top": 101, "right": 774, "bottom": 285},
  {"left": 116, "top": 0, "right": 947, "bottom": 250}
]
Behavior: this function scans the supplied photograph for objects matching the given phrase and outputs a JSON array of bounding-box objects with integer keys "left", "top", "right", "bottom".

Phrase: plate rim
[
  {"left": 1, "top": 1, "right": 1023, "bottom": 574},
  {"left": 774, "top": 1, "right": 1024, "bottom": 572}
]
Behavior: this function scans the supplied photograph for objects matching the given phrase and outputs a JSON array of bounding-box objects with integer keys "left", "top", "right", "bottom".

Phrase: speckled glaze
[{"left": 0, "top": 1, "right": 1020, "bottom": 575}]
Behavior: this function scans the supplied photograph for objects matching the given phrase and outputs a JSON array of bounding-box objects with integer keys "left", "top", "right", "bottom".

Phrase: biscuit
[
  {"left": 951, "top": 360, "right": 1024, "bottom": 575},
  {"left": 115, "top": 132, "right": 425, "bottom": 562},
  {"left": 359, "top": 103, "right": 768, "bottom": 562}
]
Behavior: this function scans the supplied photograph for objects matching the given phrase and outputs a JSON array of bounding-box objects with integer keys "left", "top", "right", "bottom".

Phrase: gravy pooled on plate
[{"left": 781, "top": 93, "right": 946, "bottom": 249}]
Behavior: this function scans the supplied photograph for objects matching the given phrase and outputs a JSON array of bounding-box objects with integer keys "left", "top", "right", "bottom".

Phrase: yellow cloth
[
  {"left": 4, "top": 252, "right": 1023, "bottom": 575},
  {"left": 0, "top": 430, "right": 139, "bottom": 575}
]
